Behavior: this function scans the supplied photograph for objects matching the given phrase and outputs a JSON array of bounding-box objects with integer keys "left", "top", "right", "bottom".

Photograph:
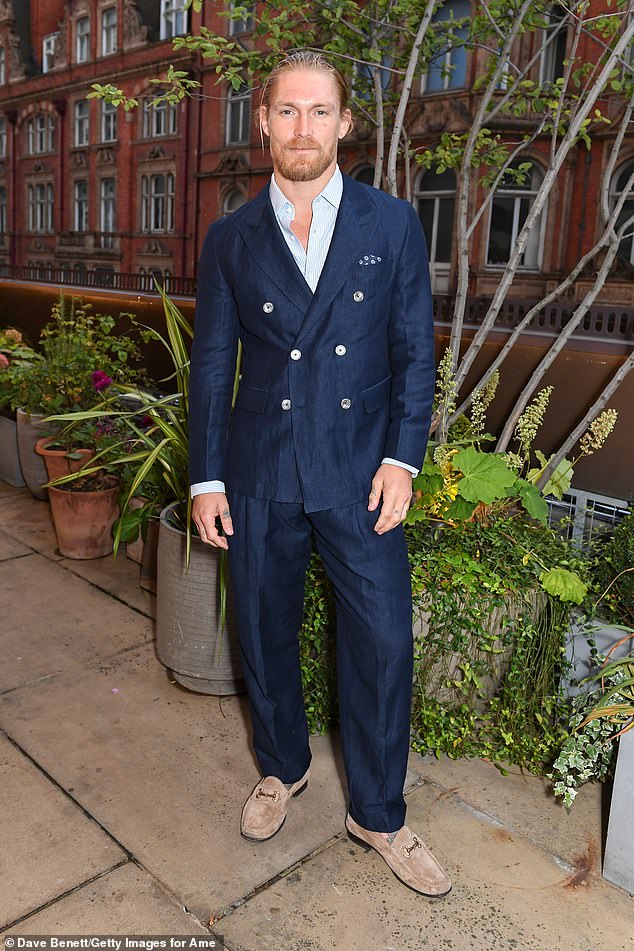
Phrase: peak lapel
[
  {"left": 235, "top": 189, "right": 313, "bottom": 312},
  {"left": 294, "top": 179, "right": 378, "bottom": 345}
]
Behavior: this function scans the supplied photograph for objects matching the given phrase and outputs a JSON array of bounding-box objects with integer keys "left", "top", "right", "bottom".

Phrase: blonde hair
[{"left": 259, "top": 51, "right": 350, "bottom": 117}]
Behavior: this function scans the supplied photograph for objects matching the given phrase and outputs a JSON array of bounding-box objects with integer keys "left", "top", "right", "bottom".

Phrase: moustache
[{"left": 286, "top": 139, "right": 322, "bottom": 150}]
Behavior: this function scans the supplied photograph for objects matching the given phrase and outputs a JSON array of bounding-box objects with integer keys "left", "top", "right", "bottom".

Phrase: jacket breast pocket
[
  {"left": 361, "top": 375, "right": 392, "bottom": 414},
  {"left": 234, "top": 385, "right": 268, "bottom": 414}
]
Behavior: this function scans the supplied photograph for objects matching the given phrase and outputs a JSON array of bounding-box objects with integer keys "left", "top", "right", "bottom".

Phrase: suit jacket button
[
  {"left": 290, "top": 349, "right": 302, "bottom": 360},
  {"left": 281, "top": 399, "right": 292, "bottom": 410},
  {"left": 353, "top": 291, "right": 364, "bottom": 302},
  {"left": 340, "top": 398, "right": 352, "bottom": 410},
  {"left": 335, "top": 345, "right": 346, "bottom": 356},
  {"left": 263, "top": 301, "right": 274, "bottom": 313}
]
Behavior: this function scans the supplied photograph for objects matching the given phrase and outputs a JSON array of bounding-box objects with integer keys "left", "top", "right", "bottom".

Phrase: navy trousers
[{"left": 226, "top": 490, "right": 414, "bottom": 833}]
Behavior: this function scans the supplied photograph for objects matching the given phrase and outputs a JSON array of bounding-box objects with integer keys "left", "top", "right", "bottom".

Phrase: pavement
[{"left": 1, "top": 480, "right": 633, "bottom": 950}]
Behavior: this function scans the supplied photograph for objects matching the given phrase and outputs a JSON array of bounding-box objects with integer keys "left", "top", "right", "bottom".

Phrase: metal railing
[{"left": 0, "top": 263, "right": 197, "bottom": 296}]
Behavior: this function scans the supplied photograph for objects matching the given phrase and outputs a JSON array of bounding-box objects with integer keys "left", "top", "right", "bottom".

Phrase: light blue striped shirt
[{"left": 190, "top": 166, "right": 416, "bottom": 497}]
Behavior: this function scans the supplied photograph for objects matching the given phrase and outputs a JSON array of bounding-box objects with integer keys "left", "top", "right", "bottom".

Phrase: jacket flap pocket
[
  {"left": 361, "top": 375, "right": 392, "bottom": 414},
  {"left": 235, "top": 385, "right": 268, "bottom": 414}
]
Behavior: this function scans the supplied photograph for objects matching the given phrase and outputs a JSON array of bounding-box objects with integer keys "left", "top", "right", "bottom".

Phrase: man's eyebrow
[{"left": 274, "top": 100, "right": 335, "bottom": 109}]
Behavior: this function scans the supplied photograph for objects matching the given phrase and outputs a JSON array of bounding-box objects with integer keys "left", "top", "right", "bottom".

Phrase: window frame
[
  {"left": 414, "top": 168, "right": 457, "bottom": 267},
  {"left": 228, "top": 1, "right": 255, "bottom": 35},
  {"left": 141, "top": 97, "right": 178, "bottom": 138},
  {"left": 76, "top": 16, "right": 91, "bottom": 63},
  {"left": 0, "top": 117, "right": 6, "bottom": 158},
  {"left": 611, "top": 159, "right": 634, "bottom": 268},
  {"left": 101, "top": 7, "right": 117, "bottom": 56},
  {"left": 101, "top": 100, "right": 117, "bottom": 143},
  {"left": 225, "top": 82, "right": 251, "bottom": 146},
  {"left": 141, "top": 173, "right": 175, "bottom": 233},
  {"left": 0, "top": 45, "right": 5, "bottom": 85},
  {"left": 74, "top": 100, "right": 90, "bottom": 147},
  {"left": 160, "top": 0, "right": 187, "bottom": 40},
  {"left": 42, "top": 33, "right": 59, "bottom": 74},
  {"left": 27, "top": 182, "right": 55, "bottom": 233},
  {"left": 421, "top": 0, "right": 470, "bottom": 95},
  {"left": 73, "top": 179, "right": 89, "bottom": 232},
  {"left": 99, "top": 177, "right": 116, "bottom": 238},
  {"left": 486, "top": 161, "right": 545, "bottom": 270}
]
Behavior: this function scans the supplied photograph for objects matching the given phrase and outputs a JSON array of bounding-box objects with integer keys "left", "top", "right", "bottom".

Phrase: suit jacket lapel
[
  {"left": 234, "top": 187, "right": 313, "bottom": 312},
  {"left": 294, "top": 177, "right": 378, "bottom": 345}
]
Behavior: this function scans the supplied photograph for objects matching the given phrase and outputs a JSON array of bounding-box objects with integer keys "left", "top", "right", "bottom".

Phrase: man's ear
[
  {"left": 259, "top": 107, "right": 270, "bottom": 137},
  {"left": 339, "top": 109, "right": 353, "bottom": 139}
]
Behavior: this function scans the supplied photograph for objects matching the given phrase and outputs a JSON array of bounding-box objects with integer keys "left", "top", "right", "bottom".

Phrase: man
[{"left": 189, "top": 51, "right": 450, "bottom": 898}]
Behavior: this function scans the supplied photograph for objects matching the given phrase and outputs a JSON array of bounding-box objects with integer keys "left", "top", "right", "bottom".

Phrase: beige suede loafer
[
  {"left": 345, "top": 813, "right": 452, "bottom": 897},
  {"left": 241, "top": 770, "right": 310, "bottom": 841}
]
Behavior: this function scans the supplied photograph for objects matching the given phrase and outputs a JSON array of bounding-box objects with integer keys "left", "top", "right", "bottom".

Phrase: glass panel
[
  {"left": 435, "top": 197, "right": 455, "bottom": 262},
  {"left": 519, "top": 196, "right": 540, "bottom": 268},
  {"left": 417, "top": 168, "right": 456, "bottom": 194},
  {"left": 417, "top": 199, "right": 435, "bottom": 253},
  {"left": 488, "top": 197, "right": 515, "bottom": 264}
]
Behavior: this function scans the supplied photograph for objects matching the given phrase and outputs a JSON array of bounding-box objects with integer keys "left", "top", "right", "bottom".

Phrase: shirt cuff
[
  {"left": 191, "top": 480, "right": 226, "bottom": 497},
  {"left": 381, "top": 457, "right": 419, "bottom": 477}
]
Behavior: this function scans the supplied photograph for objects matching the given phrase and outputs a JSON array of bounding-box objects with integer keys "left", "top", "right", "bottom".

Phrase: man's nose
[{"left": 294, "top": 111, "right": 312, "bottom": 137}]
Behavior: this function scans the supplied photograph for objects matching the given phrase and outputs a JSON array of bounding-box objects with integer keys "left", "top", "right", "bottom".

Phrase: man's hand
[
  {"left": 368, "top": 464, "right": 413, "bottom": 535},
  {"left": 192, "top": 492, "right": 234, "bottom": 550}
]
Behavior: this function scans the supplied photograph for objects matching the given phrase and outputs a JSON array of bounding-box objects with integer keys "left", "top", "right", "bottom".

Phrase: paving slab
[
  {"left": 0, "top": 645, "right": 353, "bottom": 924},
  {"left": 0, "top": 734, "right": 126, "bottom": 929},
  {"left": 59, "top": 553, "right": 156, "bottom": 620},
  {"left": 416, "top": 753, "right": 605, "bottom": 870},
  {"left": 0, "top": 529, "right": 31, "bottom": 561},
  {"left": 218, "top": 781, "right": 634, "bottom": 951},
  {"left": 0, "top": 489, "right": 61, "bottom": 560},
  {"left": 1, "top": 863, "right": 213, "bottom": 936},
  {"left": 0, "top": 554, "right": 153, "bottom": 693}
]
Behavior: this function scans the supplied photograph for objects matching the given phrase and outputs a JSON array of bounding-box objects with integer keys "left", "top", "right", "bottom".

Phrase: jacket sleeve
[
  {"left": 188, "top": 222, "right": 240, "bottom": 485},
  {"left": 383, "top": 201, "right": 436, "bottom": 470}
]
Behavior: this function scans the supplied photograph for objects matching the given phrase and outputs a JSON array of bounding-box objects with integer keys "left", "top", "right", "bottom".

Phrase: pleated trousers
[{"left": 226, "top": 490, "right": 414, "bottom": 832}]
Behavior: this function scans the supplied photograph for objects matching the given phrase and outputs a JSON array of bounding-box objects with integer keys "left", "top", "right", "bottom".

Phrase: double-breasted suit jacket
[{"left": 189, "top": 174, "right": 436, "bottom": 511}]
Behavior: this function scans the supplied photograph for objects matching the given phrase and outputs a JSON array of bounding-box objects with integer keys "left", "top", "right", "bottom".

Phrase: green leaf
[
  {"left": 515, "top": 479, "right": 548, "bottom": 523},
  {"left": 453, "top": 447, "right": 516, "bottom": 504},
  {"left": 539, "top": 568, "right": 588, "bottom": 604},
  {"left": 445, "top": 497, "right": 477, "bottom": 520}
]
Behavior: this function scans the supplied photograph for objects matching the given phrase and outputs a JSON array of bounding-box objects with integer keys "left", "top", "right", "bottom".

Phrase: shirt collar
[{"left": 269, "top": 165, "right": 343, "bottom": 219}]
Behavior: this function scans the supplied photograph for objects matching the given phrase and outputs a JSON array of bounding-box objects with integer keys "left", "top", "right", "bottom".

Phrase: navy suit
[{"left": 190, "top": 174, "right": 435, "bottom": 831}]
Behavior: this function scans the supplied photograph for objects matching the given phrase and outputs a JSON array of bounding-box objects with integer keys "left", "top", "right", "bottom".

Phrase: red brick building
[{"left": 0, "top": 0, "right": 633, "bottom": 307}]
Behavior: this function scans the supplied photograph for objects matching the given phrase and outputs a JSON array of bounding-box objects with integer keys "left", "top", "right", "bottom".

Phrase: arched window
[
  {"left": 350, "top": 164, "right": 376, "bottom": 186},
  {"left": 415, "top": 168, "right": 456, "bottom": 266},
  {"left": 611, "top": 159, "right": 634, "bottom": 267},
  {"left": 225, "top": 83, "right": 251, "bottom": 145},
  {"left": 487, "top": 161, "right": 544, "bottom": 269},
  {"left": 222, "top": 189, "right": 246, "bottom": 215},
  {"left": 422, "top": 0, "right": 470, "bottom": 94}
]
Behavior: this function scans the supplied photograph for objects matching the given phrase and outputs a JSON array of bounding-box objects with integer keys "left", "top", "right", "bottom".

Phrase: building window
[
  {"left": 539, "top": 5, "right": 568, "bottom": 85},
  {"left": 0, "top": 186, "right": 6, "bottom": 236},
  {"left": 160, "top": 0, "right": 186, "bottom": 40},
  {"left": 76, "top": 16, "right": 90, "bottom": 63},
  {"left": 141, "top": 173, "right": 175, "bottom": 232},
  {"left": 141, "top": 97, "right": 177, "bottom": 138},
  {"left": 101, "top": 7, "right": 117, "bottom": 55},
  {"left": 415, "top": 168, "right": 456, "bottom": 266},
  {"left": 42, "top": 33, "right": 59, "bottom": 73},
  {"left": 611, "top": 159, "right": 634, "bottom": 268},
  {"left": 422, "top": 0, "right": 469, "bottom": 93},
  {"left": 100, "top": 178, "right": 116, "bottom": 242},
  {"left": 228, "top": 1, "right": 254, "bottom": 35},
  {"left": 221, "top": 189, "right": 246, "bottom": 215},
  {"left": 0, "top": 45, "right": 5, "bottom": 84},
  {"left": 350, "top": 164, "right": 376, "bottom": 186},
  {"left": 27, "top": 115, "right": 55, "bottom": 154},
  {"left": 101, "top": 100, "right": 117, "bottom": 142},
  {"left": 487, "top": 161, "right": 544, "bottom": 269},
  {"left": 27, "top": 183, "right": 54, "bottom": 233},
  {"left": 73, "top": 180, "right": 89, "bottom": 231},
  {"left": 74, "top": 100, "right": 90, "bottom": 147},
  {"left": 225, "top": 83, "right": 251, "bottom": 145},
  {"left": 0, "top": 117, "right": 6, "bottom": 158}
]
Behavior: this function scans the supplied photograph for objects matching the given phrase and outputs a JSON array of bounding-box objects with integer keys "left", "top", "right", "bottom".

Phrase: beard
[{"left": 270, "top": 136, "right": 337, "bottom": 182}]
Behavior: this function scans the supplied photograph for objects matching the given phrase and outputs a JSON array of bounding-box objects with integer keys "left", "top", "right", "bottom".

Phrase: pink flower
[
  {"left": 0, "top": 353, "right": 9, "bottom": 369},
  {"left": 92, "top": 370, "right": 113, "bottom": 391}
]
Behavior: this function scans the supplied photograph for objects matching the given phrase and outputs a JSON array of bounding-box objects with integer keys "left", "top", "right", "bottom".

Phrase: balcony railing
[{"left": 0, "top": 263, "right": 197, "bottom": 297}]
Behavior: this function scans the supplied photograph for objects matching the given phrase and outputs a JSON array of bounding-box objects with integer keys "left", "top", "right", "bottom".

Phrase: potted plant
[
  {"left": 47, "top": 288, "right": 244, "bottom": 695},
  {"left": 8, "top": 295, "right": 147, "bottom": 499},
  {"left": 0, "top": 328, "right": 39, "bottom": 487}
]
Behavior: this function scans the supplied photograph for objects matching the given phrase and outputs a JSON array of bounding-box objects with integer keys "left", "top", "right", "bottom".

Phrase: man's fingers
[
  {"left": 367, "top": 479, "right": 382, "bottom": 511},
  {"left": 374, "top": 494, "right": 412, "bottom": 534},
  {"left": 192, "top": 492, "right": 232, "bottom": 549}
]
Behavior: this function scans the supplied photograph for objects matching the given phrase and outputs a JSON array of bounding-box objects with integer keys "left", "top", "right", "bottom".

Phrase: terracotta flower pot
[
  {"left": 16, "top": 408, "right": 57, "bottom": 500},
  {"left": 35, "top": 436, "right": 95, "bottom": 483},
  {"left": 47, "top": 479, "right": 120, "bottom": 559}
]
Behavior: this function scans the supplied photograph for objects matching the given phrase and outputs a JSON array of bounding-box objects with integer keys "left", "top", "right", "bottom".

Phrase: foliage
[
  {"left": 8, "top": 296, "right": 147, "bottom": 420},
  {"left": 300, "top": 515, "right": 587, "bottom": 774},
  {"left": 551, "top": 630, "right": 634, "bottom": 806},
  {"left": 0, "top": 328, "right": 39, "bottom": 414},
  {"left": 592, "top": 513, "right": 634, "bottom": 628},
  {"left": 46, "top": 289, "right": 193, "bottom": 550}
]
